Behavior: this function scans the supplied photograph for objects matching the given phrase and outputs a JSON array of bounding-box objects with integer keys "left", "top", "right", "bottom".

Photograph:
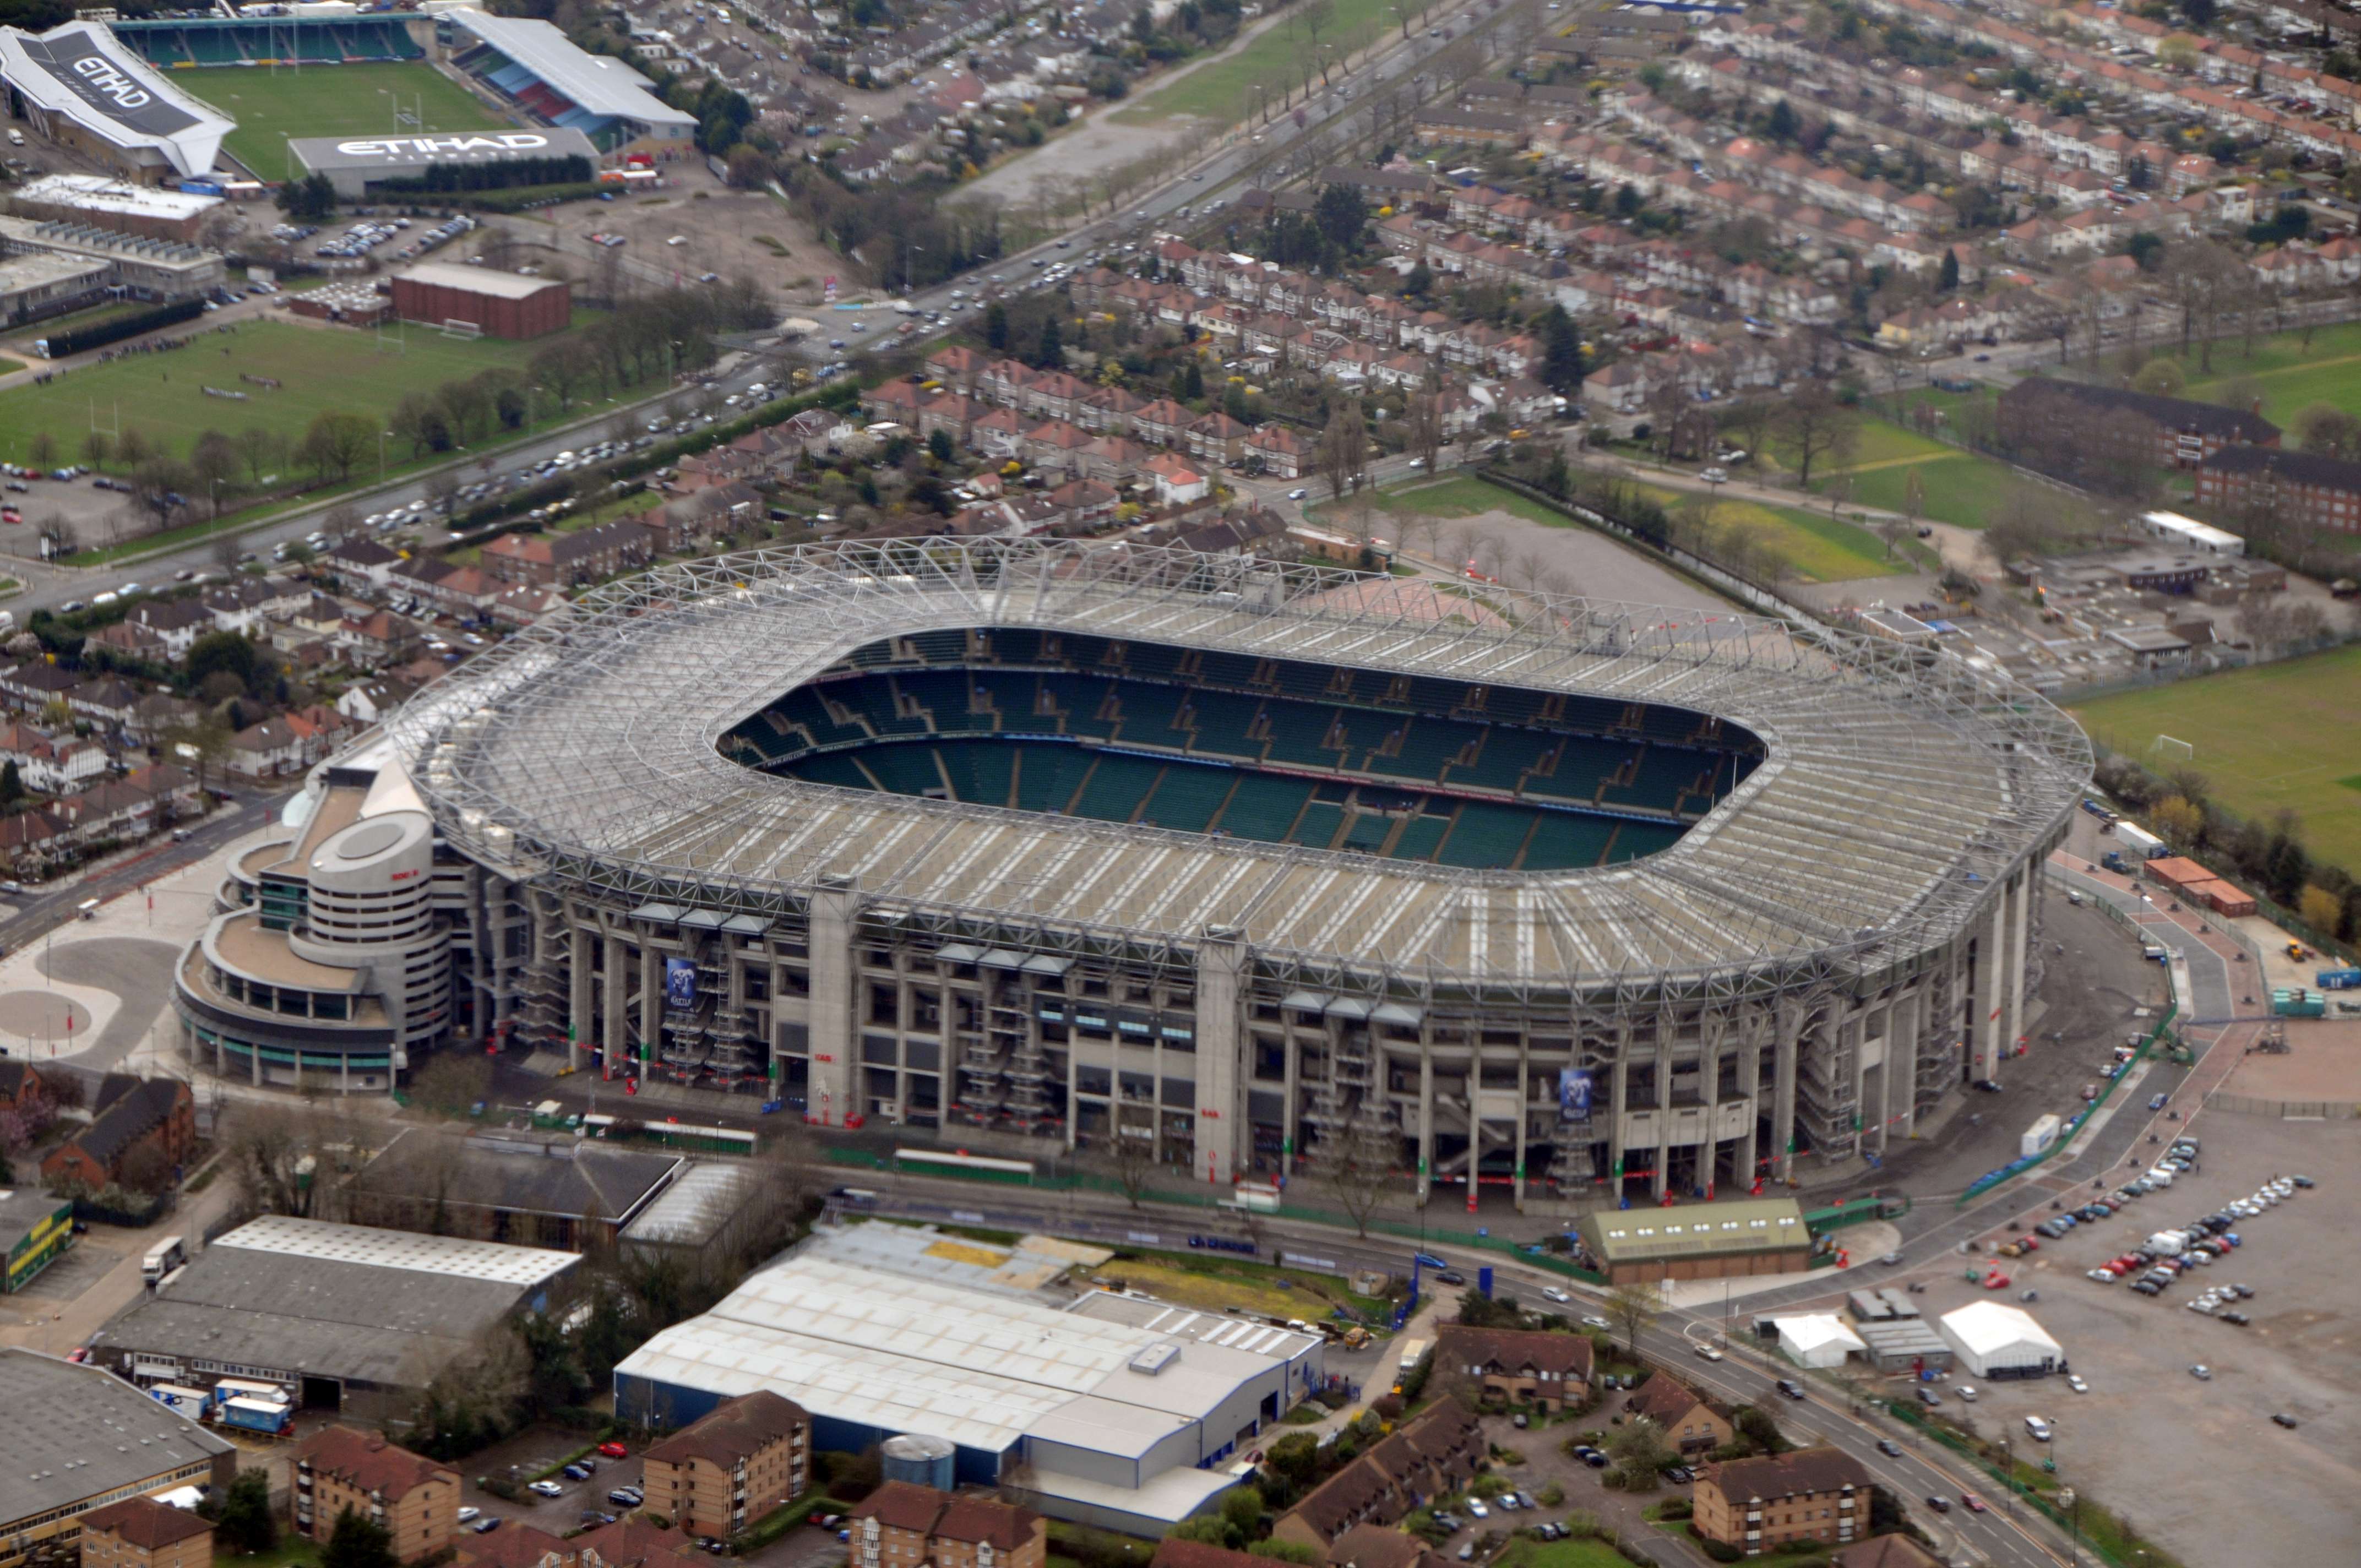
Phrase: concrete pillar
[
  {"left": 1282, "top": 1026, "right": 1301, "bottom": 1175},
  {"left": 568, "top": 925, "right": 591, "bottom": 1074},
  {"left": 1608, "top": 1032, "right": 1629, "bottom": 1191},
  {"left": 1772, "top": 1004, "right": 1799, "bottom": 1186},
  {"left": 638, "top": 942, "right": 661, "bottom": 1072},
  {"left": 604, "top": 933, "right": 628, "bottom": 1076},
  {"left": 251, "top": 1038, "right": 262, "bottom": 1086},
  {"left": 1652, "top": 1032, "right": 1673, "bottom": 1202},
  {"left": 1973, "top": 890, "right": 2008, "bottom": 1082},
  {"left": 1194, "top": 926, "right": 1248, "bottom": 1185},
  {"left": 1416, "top": 1046, "right": 1434, "bottom": 1204},
  {"left": 2004, "top": 869, "right": 2031, "bottom": 1064},
  {"left": 1511, "top": 1043, "right": 1530, "bottom": 1211},
  {"left": 807, "top": 877, "right": 862, "bottom": 1127},
  {"left": 1737, "top": 1017, "right": 1762, "bottom": 1186},
  {"left": 770, "top": 958, "right": 790, "bottom": 1089}
]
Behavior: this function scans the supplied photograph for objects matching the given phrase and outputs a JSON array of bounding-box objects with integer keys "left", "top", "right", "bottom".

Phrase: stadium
[{"left": 330, "top": 538, "right": 2086, "bottom": 1205}]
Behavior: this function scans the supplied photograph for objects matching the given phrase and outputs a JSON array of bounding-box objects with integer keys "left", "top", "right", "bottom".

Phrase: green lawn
[
  {"left": 182, "top": 61, "right": 511, "bottom": 179},
  {"left": 1630, "top": 483, "right": 1907, "bottom": 583},
  {"left": 0, "top": 319, "right": 548, "bottom": 469},
  {"left": 1832, "top": 454, "right": 2010, "bottom": 530},
  {"left": 2110, "top": 322, "right": 2361, "bottom": 437},
  {"left": 1490, "top": 1534, "right": 1641, "bottom": 1568},
  {"left": 2070, "top": 644, "right": 2361, "bottom": 875},
  {"left": 1113, "top": 0, "right": 1401, "bottom": 124}
]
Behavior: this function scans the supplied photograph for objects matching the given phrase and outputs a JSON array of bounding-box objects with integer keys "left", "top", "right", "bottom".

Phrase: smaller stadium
[{"left": 440, "top": 9, "right": 694, "bottom": 155}]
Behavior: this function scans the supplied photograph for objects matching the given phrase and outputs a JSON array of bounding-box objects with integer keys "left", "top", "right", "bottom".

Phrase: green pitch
[
  {"left": 181, "top": 62, "right": 512, "bottom": 179},
  {"left": 0, "top": 319, "right": 545, "bottom": 469},
  {"left": 2071, "top": 643, "right": 2361, "bottom": 876}
]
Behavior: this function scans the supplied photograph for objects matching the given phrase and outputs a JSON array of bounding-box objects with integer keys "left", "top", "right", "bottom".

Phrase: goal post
[
  {"left": 439, "top": 318, "right": 483, "bottom": 340},
  {"left": 2150, "top": 734, "right": 2194, "bottom": 763}
]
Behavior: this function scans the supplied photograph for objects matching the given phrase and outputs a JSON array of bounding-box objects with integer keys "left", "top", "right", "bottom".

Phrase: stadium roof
[
  {"left": 445, "top": 9, "right": 694, "bottom": 129},
  {"left": 0, "top": 22, "right": 232, "bottom": 179},
  {"left": 392, "top": 540, "right": 2089, "bottom": 1001},
  {"left": 0, "top": 1349, "right": 233, "bottom": 1529},
  {"left": 615, "top": 1253, "right": 1304, "bottom": 1454}
]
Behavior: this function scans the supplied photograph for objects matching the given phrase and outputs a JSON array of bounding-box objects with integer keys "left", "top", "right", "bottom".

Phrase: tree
[
  {"left": 1536, "top": 304, "right": 1584, "bottom": 394},
  {"left": 119, "top": 1141, "right": 173, "bottom": 1196},
  {"left": 1606, "top": 1415, "right": 1672, "bottom": 1490},
  {"left": 1772, "top": 382, "right": 1858, "bottom": 490},
  {"left": 1732, "top": 1406, "right": 1792, "bottom": 1456},
  {"left": 1036, "top": 313, "right": 1064, "bottom": 371},
  {"left": 208, "top": 1469, "right": 276, "bottom": 1554},
  {"left": 1267, "top": 1431, "right": 1320, "bottom": 1487},
  {"left": 2293, "top": 401, "right": 2361, "bottom": 461},
  {"left": 928, "top": 428, "right": 956, "bottom": 464},
  {"left": 1406, "top": 392, "right": 1443, "bottom": 474},
  {"left": 276, "top": 172, "right": 338, "bottom": 222},
  {"left": 321, "top": 1510, "right": 396, "bottom": 1568},
  {"left": 1316, "top": 398, "right": 1367, "bottom": 500},
  {"left": 1314, "top": 183, "right": 1370, "bottom": 255},
  {"left": 81, "top": 429, "right": 113, "bottom": 471},
  {"left": 1312, "top": 1106, "right": 1397, "bottom": 1238},
  {"left": 2150, "top": 795, "right": 2205, "bottom": 852},
  {"left": 296, "top": 411, "right": 376, "bottom": 484},
  {"left": 2298, "top": 884, "right": 2341, "bottom": 936},
  {"left": 0, "top": 761, "right": 21, "bottom": 807},
  {"left": 187, "top": 630, "right": 260, "bottom": 693},
  {"left": 2131, "top": 358, "right": 2187, "bottom": 397},
  {"left": 235, "top": 426, "right": 285, "bottom": 487},
  {"left": 986, "top": 302, "right": 1009, "bottom": 351},
  {"left": 26, "top": 432, "right": 55, "bottom": 470},
  {"left": 1605, "top": 1281, "right": 1660, "bottom": 1358},
  {"left": 1938, "top": 249, "right": 1960, "bottom": 293},
  {"left": 115, "top": 427, "right": 152, "bottom": 470},
  {"left": 1107, "top": 1121, "right": 1158, "bottom": 1209},
  {"left": 189, "top": 430, "right": 240, "bottom": 518}
]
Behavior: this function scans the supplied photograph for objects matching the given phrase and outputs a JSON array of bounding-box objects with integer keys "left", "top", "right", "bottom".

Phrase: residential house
[
  {"left": 0, "top": 1059, "right": 47, "bottom": 1112},
  {"left": 848, "top": 1484, "right": 1046, "bottom": 1568},
  {"left": 226, "top": 718, "right": 306, "bottom": 780},
  {"left": 1270, "top": 1403, "right": 1484, "bottom": 1553},
  {"left": 127, "top": 598, "right": 216, "bottom": 657},
  {"left": 290, "top": 1427, "right": 460, "bottom": 1564},
  {"left": 480, "top": 521, "right": 654, "bottom": 589},
  {"left": 1624, "top": 1375, "right": 1736, "bottom": 1455},
  {"left": 86, "top": 620, "right": 170, "bottom": 663},
  {"left": 39, "top": 1076, "right": 194, "bottom": 1190},
  {"left": 0, "top": 722, "right": 106, "bottom": 794},
  {"left": 1691, "top": 1447, "right": 1870, "bottom": 1557},
  {"left": 0, "top": 809, "right": 70, "bottom": 874},
  {"left": 1433, "top": 1325, "right": 1594, "bottom": 1412},
  {"left": 336, "top": 678, "right": 418, "bottom": 726},
  {"left": 1145, "top": 453, "right": 1209, "bottom": 507},
  {"left": 321, "top": 538, "right": 404, "bottom": 592},
  {"left": 78, "top": 1496, "right": 214, "bottom": 1568},
  {"left": 338, "top": 611, "right": 422, "bottom": 668},
  {"left": 1997, "top": 378, "right": 2281, "bottom": 469},
  {"left": 640, "top": 1392, "right": 810, "bottom": 1540}
]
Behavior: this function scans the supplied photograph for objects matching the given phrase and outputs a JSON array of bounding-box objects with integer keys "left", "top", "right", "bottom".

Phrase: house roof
[
  {"left": 81, "top": 1495, "right": 213, "bottom": 1551},
  {"left": 295, "top": 1425, "right": 456, "bottom": 1500},
  {"left": 642, "top": 1391, "right": 808, "bottom": 1471},
  {"left": 2198, "top": 443, "right": 2361, "bottom": 492},
  {"left": 1625, "top": 1373, "right": 1715, "bottom": 1429},
  {"left": 2005, "top": 377, "right": 2281, "bottom": 443},
  {"left": 57, "top": 1076, "right": 185, "bottom": 1170},
  {"left": 1831, "top": 1536, "right": 1945, "bottom": 1568},
  {"left": 1434, "top": 1325, "right": 1595, "bottom": 1381},
  {"left": 850, "top": 1482, "right": 1038, "bottom": 1549},
  {"left": 1700, "top": 1446, "right": 1870, "bottom": 1504}
]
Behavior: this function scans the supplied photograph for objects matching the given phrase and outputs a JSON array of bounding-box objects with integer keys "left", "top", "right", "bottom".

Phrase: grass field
[
  {"left": 2070, "top": 644, "right": 2361, "bottom": 875},
  {"left": 1773, "top": 416, "right": 2031, "bottom": 530},
  {"left": 1628, "top": 483, "right": 1907, "bottom": 582},
  {"left": 0, "top": 319, "right": 547, "bottom": 469},
  {"left": 1112, "top": 0, "right": 1399, "bottom": 124},
  {"left": 181, "top": 62, "right": 510, "bottom": 179},
  {"left": 1316, "top": 473, "right": 1907, "bottom": 582}
]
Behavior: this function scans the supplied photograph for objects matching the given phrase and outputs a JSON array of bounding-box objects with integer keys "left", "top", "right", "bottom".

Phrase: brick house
[
  {"left": 480, "top": 521, "right": 654, "bottom": 588},
  {"left": 848, "top": 1484, "right": 1046, "bottom": 1568},
  {"left": 2193, "top": 445, "right": 2361, "bottom": 534},
  {"left": 79, "top": 1498, "right": 213, "bottom": 1568},
  {"left": 291, "top": 1427, "right": 460, "bottom": 1564},
  {"left": 1623, "top": 1374, "right": 1734, "bottom": 1455},
  {"left": 1692, "top": 1447, "right": 1870, "bottom": 1557},
  {"left": 0, "top": 1058, "right": 46, "bottom": 1110},
  {"left": 1271, "top": 1402, "right": 1485, "bottom": 1553},
  {"left": 1433, "top": 1325, "right": 1593, "bottom": 1412},
  {"left": 640, "top": 1391, "right": 810, "bottom": 1538},
  {"left": 226, "top": 718, "right": 307, "bottom": 780},
  {"left": 39, "top": 1076, "right": 194, "bottom": 1190}
]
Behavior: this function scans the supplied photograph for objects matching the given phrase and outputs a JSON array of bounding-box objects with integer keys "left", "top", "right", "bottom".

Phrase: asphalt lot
[{"left": 1885, "top": 1120, "right": 2361, "bottom": 1567}]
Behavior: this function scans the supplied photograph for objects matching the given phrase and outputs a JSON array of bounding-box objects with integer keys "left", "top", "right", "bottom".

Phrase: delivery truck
[
  {"left": 216, "top": 1396, "right": 291, "bottom": 1436},
  {"left": 147, "top": 1384, "right": 214, "bottom": 1421},
  {"left": 2115, "top": 823, "right": 2166, "bottom": 859},
  {"left": 2020, "top": 1114, "right": 2061, "bottom": 1159}
]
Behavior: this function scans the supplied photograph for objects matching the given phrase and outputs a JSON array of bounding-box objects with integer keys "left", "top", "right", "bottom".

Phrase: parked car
[
  {"left": 597, "top": 1441, "right": 630, "bottom": 1459},
  {"left": 458, "top": 1509, "right": 481, "bottom": 1525},
  {"left": 529, "top": 1480, "right": 567, "bottom": 1498}
]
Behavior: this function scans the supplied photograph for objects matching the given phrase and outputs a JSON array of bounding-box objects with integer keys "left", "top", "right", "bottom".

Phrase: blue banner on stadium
[
  {"left": 1558, "top": 1068, "right": 1593, "bottom": 1120},
  {"left": 664, "top": 957, "right": 696, "bottom": 1010}
]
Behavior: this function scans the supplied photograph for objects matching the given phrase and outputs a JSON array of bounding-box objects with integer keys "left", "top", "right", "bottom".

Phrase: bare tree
[
  {"left": 1605, "top": 1280, "right": 1661, "bottom": 1359},
  {"left": 1773, "top": 382, "right": 1859, "bottom": 491}
]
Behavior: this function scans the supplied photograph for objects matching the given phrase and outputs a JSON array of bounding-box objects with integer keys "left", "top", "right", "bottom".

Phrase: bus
[{"left": 891, "top": 1147, "right": 1035, "bottom": 1184}]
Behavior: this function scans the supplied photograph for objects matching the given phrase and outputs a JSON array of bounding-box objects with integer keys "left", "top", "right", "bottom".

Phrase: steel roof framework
[{"left": 391, "top": 539, "right": 2090, "bottom": 1007}]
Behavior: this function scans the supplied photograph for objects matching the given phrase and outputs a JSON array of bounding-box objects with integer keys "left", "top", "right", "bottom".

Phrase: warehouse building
[
  {"left": 289, "top": 127, "right": 598, "bottom": 200},
  {"left": 0, "top": 21, "right": 232, "bottom": 183},
  {"left": 1936, "top": 1302, "right": 2063, "bottom": 1380},
  {"left": 1769, "top": 1314, "right": 1865, "bottom": 1371},
  {"left": 8, "top": 174, "right": 220, "bottom": 243},
  {"left": 0, "top": 214, "right": 223, "bottom": 304},
  {"left": 614, "top": 1245, "right": 1321, "bottom": 1533},
  {"left": 345, "top": 1127, "right": 683, "bottom": 1249},
  {"left": 1575, "top": 1197, "right": 1815, "bottom": 1284},
  {"left": 0, "top": 1348, "right": 237, "bottom": 1568},
  {"left": 87, "top": 1215, "right": 579, "bottom": 1420},
  {"left": 390, "top": 261, "right": 570, "bottom": 340}
]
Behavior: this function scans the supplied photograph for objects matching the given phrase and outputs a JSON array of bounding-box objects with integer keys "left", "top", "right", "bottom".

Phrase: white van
[{"left": 76, "top": 897, "right": 100, "bottom": 920}]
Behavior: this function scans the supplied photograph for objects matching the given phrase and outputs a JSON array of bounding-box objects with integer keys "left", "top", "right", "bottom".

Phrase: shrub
[
  {"left": 1656, "top": 1498, "right": 1693, "bottom": 1521},
  {"left": 1695, "top": 1537, "right": 1744, "bottom": 1564}
]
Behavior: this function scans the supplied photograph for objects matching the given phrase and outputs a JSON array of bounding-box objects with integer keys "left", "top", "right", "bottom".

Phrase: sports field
[
  {"left": 182, "top": 62, "right": 512, "bottom": 179},
  {"left": 1112, "top": 0, "right": 1398, "bottom": 125},
  {"left": 2070, "top": 644, "right": 2361, "bottom": 875},
  {"left": 2176, "top": 320, "right": 2361, "bottom": 435},
  {"left": 0, "top": 319, "right": 545, "bottom": 469},
  {"left": 1771, "top": 417, "right": 2027, "bottom": 530}
]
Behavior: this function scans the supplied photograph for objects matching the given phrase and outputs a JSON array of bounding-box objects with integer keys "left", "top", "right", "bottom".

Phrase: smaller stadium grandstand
[
  {"left": 440, "top": 9, "right": 692, "bottom": 155},
  {"left": 0, "top": 20, "right": 233, "bottom": 183},
  {"left": 720, "top": 629, "right": 1759, "bottom": 873},
  {"left": 108, "top": 14, "right": 422, "bottom": 69}
]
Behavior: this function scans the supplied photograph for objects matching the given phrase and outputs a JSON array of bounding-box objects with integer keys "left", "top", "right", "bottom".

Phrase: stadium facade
[{"left": 172, "top": 540, "right": 2089, "bottom": 1205}]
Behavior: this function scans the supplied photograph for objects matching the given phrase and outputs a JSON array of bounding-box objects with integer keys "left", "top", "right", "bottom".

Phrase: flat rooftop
[
  {"left": 0, "top": 1348, "right": 235, "bottom": 1530},
  {"left": 1068, "top": 1292, "right": 1323, "bottom": 1364},
  {"left": 15, "top": 173, "right": 220, "bottom": 220},
  {"left": 399, "top": 260, "right": 564, "bottom": 299},
  {"left": 214, "top": 1215, "right": 578, "bottom": 1287}
]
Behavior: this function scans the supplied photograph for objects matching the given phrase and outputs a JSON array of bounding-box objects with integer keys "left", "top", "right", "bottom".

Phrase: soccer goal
[
  {"left": 439, "top": 318, "right": 484, "bottom": 340},
  {"left": 2151, "top": 734, "right": 2195, "bottom": 763}
]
